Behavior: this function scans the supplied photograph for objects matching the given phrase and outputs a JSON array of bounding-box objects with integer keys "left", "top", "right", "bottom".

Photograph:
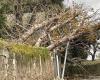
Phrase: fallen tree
[
  {"left": 19, "top": 17, "right": 58, "bottom": 42},
  {"left": 18, "top": 13, "right": 64, "bottom": 42},
  {"left": 35, "top": 16, "right": 77, "bottom": 47},
  {"left": 34, "top": 9, "right": 100, "bottom": 47},
  {"left": 19, "top": 12, "right": 78, "bottom": 42},
  {"left": 47, "top": 23, "right": 100, "bottom": 51}
]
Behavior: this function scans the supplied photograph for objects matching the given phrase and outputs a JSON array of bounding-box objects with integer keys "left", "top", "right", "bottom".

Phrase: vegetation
[
  {"left": 0, "top": 0, "right": 100, "bottom": 80},
  {"left": 0, "top": 0, "right": 99, "bottom": 62},
  {"left": 0, "top": 39, "right": 49, "bottom": 58}
]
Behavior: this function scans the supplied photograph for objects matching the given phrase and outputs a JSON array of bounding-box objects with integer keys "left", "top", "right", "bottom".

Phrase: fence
[
  {"left": 0, "top": 48, "right": 100, "bottom": 80},
  {"left": 0, "top": 49, "right": 54, "bottom": 80}
]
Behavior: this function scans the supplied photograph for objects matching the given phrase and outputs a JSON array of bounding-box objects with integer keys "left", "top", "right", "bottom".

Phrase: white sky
[{"left": 63, "top": 0, "right": 100, "bottom": 11}]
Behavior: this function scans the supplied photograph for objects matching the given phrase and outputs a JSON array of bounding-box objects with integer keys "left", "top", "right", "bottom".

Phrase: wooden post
[
  {"left": 39, "top": 55, "right": 43, "bottom": 75},
  {"left": 61, "top": 42, "right": 69, "bottom": 79},
  {"left": 53, "top": 49, "right": 58, "bottom": 78},
  {"left": 13, "top": 53, "right": 17, "bottom": 80},
  {"left": 54, "top": 49, "right": 62, "bottom": 79},
  {"left": 58, "top": 53, "right": 62, "bottom": 78},
  {"left": 56, "top": 54, "right": 60, "bottom": 78}
]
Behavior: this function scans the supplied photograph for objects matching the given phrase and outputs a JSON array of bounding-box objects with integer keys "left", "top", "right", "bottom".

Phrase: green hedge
[{"left": 0, "top": 39, "right": 49, "bottom": 58}]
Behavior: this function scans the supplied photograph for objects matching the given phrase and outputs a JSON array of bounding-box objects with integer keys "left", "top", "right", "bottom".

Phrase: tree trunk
[
  {"left": 14, "top": 0, "right": 23, "bottom": 38},
  {"left": 92, "top": 54, "right": 95, "bottom": 61},
  {"left": 14, "top": 0, "right": 23, "bottom": 24},
  {"left": 92, "top": 44, "right": 97, "bottom": 61}
]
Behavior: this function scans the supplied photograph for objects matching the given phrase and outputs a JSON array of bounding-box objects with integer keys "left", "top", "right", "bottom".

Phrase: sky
[{"left": 63, "top": 0, "right": 100, "bottom": 11}]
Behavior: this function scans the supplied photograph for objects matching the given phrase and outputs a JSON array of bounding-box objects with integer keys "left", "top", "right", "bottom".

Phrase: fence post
[
  {"left": 39, "top": 55, "right": 43, "bottom": 75},
  {"left": 53, "top": 49, "right": 57, "bottom": 78},
  {"left": 56, "top": 54, "right": 60, "bottom": 78},
  {"left": 53, "top": 49, "right": 62, "bottom": 79},
  {"left": 13, "top": 53, "right": 17, "bottom": 80}
]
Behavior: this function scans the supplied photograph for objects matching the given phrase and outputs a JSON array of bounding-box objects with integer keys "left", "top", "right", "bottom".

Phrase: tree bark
[{"left": 35, "top": 16, "right": 76, "bottom": 46}]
